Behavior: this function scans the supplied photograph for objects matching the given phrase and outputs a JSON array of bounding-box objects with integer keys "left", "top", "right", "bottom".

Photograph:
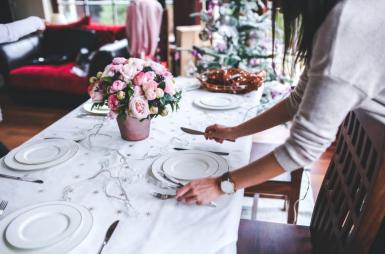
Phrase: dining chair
[
  {"left": 238, "top": 110, "right": 385, "bottom": 254},
  {"left": 244, "top": 142, "right": 304, "bottom": 224}
]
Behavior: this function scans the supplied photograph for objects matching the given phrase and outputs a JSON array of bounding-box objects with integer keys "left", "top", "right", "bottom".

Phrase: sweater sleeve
[
  {"left": 273, "top": 75, "right": 366, "bottom": 171},
  {"left": 0, "top": 16, "right": 44, "bottom": 44},
  {"left": 284, "top": 67, "right": 309, "bottom": 117}
]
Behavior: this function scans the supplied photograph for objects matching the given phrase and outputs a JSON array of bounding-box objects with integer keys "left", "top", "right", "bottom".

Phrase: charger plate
[
  {"left": 152, "top": 150, "right": 228, "bottom": 185},
  {"left": 0, "top": 201, "right": 93, "bottom": 254},
  {"left": 4, "top": 139, "right": 78, "bottom": 171}
]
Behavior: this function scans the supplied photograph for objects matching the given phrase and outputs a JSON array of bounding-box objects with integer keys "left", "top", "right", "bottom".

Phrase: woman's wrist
[{"left": 229, "top": 125, "right": 241, "bottom": 140}]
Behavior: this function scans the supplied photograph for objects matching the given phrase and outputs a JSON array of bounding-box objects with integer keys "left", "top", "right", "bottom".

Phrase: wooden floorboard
[{"left": 0, "top": 92, "right": 72, "bottom": 149}]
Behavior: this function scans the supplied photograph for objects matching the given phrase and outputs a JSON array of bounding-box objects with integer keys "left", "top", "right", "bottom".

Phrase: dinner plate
[
  {"left": 193, "top": 94, "right": 241, "bottom": 110},
  {"left": 200, "top": 96, "right": 233, "bottom": 108},
  {"left": 83, "top": 100, "right": 109, "bottom": 115},
  {"left": 14, "top": 139, "right": 70, "bottom": 165},
  {"left": 3, "top": 139, "right": 79, "bottom": 171},
  {"left": 151, "top": 150, "right": 228, "bottom": 185},
  {"left": 5, "top": 204, "right": 82, "bottom": 249},
  {"left": 0, "top": 201, "right": 93, "bottom": 254},
  {"left": 162, "top": 153, "right": 218, "bottom": 180}
]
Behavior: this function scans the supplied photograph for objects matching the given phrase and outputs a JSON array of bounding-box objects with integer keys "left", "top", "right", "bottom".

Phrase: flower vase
[{"left": 117, "top": 116, "right": 151, "bottom": 141}]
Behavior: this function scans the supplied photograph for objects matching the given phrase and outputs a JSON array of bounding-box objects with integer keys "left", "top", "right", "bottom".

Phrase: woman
[{"left": 176, "top": 0, "right": 385, "bottom": 204}]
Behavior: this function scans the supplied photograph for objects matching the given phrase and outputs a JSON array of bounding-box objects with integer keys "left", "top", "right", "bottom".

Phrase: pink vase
[{"left": 117, "top": 116, "right": 151, "bottom": 141}]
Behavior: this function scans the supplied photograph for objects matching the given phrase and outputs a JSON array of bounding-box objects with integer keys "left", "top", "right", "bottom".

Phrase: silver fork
[
  {"left": 151, "top": 191, "right": 217, "bottom": 208},
  {"left": 0, "top": 200, "right": 8, "bottom": 216},
  {"left": 151, "top": 192, "right": 175, "bottom": 200}
]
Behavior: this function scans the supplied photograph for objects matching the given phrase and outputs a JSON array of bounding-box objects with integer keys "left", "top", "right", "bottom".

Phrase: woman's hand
[
  {"left": 176, "top": 177, "right": 224, "bottom": 205},
  {"left": 204, "top": 124, "right": 237, "bottom": 143}
]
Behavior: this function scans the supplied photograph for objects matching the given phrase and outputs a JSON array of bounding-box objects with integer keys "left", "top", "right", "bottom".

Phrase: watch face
[{"left": 221, "top": 180, "right": 235, "bottom": 194}]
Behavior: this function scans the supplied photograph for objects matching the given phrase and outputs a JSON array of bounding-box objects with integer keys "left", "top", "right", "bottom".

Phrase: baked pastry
[{"left": 198, "top": 68, "right": 265, "bottom": 94}]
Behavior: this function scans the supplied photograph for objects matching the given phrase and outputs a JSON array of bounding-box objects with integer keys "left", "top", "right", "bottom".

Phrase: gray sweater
[{"left": 273, "top": 0, "right": 385, "bottom": 171}]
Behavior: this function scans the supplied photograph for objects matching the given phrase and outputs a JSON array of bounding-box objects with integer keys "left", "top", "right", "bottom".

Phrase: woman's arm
[
  {"left": 177, "top": 74, "right": 366, "bottom": 205},
  {"left": 176, "top": 152, "right": 284, "bottom": 205},
  {"left": 205, "top": 68, "right": 309, "bottom": 142}
]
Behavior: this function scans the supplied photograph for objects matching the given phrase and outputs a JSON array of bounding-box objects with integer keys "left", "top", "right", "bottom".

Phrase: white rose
[{"left": 155, "top": 88, "right": 164, "bottom": 98}]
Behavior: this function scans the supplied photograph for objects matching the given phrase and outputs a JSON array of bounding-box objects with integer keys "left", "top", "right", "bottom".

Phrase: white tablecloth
[{"left": 0, "top": 78, "right": 263, "bottom": 254}]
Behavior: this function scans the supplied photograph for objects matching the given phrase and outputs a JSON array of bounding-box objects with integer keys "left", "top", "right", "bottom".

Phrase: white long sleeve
[
  {"left": 0, "top": 16, "right": 45, "bottom": 44},
  {"left": 273, "top": 0, "right": 385, "bottom": 171}
]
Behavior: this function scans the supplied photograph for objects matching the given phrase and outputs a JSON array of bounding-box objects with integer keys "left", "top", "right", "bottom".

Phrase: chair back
[{"left": 310, "top": 110, "right": 385, "bottom": 253}]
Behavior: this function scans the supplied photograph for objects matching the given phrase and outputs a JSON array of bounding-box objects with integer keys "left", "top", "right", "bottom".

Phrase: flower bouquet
[{"left": 88, "top": 57, "right": 182, "bottom": 141}]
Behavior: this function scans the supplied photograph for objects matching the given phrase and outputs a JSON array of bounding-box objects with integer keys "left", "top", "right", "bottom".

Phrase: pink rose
[
  {"left": 133, "top": 85, "right": 144, "bottom": 96},
  {"left": 145, "top": 89, "right": 157, "bottom": 100},
  {"left": 109, "top": 80, "right": 127, "bottom": 93},
  {"left": 142, "top": 80, "right": 158, "bottom": 91},
  {"left": 129, "top": 96, "right": 149, "bottom": 119},
  {"left": 134, "top": 71, "right": 156, "bottom": 86},
  {"left": 102, "top": 64, "right": 123, "bottom": 77},
  {"left": 102, "top": 64, "right": 114, "bottom": 77},
  {"left": 120, "top": 58, "right": 146, "bottom": 81},
  {"left": 164, "top": 78, "right": 175, "bottom": 95},
  {"left": 107, "top": 95, "right": 119, "bottom": 111},
  {"left": 151, "top": 62, "right": 167, "bottom": 75},
  {"left": 112, "top": 57, "right": 128, "bottom": 65}
]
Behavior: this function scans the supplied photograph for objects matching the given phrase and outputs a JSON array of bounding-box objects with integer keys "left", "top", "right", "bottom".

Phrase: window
[{"left": 58, "top": 0, "right": 130, "bottom": 25}]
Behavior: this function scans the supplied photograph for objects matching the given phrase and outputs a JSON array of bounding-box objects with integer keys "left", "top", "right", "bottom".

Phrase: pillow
[
  {"left": 46, "top": 16, "right": 91, "bottom": 30},
  {"left": 42, "top": 28, "right": 97, "bottom": 61}
]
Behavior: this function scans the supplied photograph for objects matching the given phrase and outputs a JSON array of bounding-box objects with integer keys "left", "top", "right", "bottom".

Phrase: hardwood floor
[{"left": 0, "top": 92, "right": 72, "bottom": 149}]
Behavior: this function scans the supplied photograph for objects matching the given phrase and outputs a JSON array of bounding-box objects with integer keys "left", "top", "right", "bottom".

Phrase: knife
[
  {"left": 180, "top": 127, "right": 235, "bottom": 142},
  {"left": 97, "top": 220, "right": 120, "bottom": 254},
  {"left": 173, "top": 148, "right": 229, "bottom": 156},
  {"left": 0, "top": 173, "right": 44, "bottom": 184}
]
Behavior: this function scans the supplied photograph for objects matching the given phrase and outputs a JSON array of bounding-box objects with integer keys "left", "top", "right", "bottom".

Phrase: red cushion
[
  {"left": 9, "top": 63, "right": 88, "bottom": 95},
  {"left": 46, "top": 16, "right": 91, "bottom": 30},
  {"left": 83, "top": 23, "right": 126, "bottom": 46}
]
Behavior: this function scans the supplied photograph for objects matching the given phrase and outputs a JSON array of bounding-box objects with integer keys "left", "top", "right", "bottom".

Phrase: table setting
[{"left": 0, "top": 57, "right": 264, "bottom": 254}]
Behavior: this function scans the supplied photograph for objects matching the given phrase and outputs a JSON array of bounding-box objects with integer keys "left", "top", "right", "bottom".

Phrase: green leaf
[{"left": 102, "top": 76, "right": 113, "bottom": 83}]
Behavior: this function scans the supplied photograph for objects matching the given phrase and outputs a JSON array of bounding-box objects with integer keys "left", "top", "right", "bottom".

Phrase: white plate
[
  {"left": 162, "top": 153, "right": 218, "bottom": 180},
  {"left": 200, "top": 96, "right": 232, "bottom": 107},
  {"left": 0, "top": 201, "right": 93, "bottom": 254},
  {"left": 83, "top": 101, "right": 109, "bottom": 115},
  {"left": 14, "top": 139, "right": 70, "bottom": 165},
  {"left": 5, "top": 204, "right": 82, "bottom": 249},
  {"left": 3, "top": 139, "right": 79, "bottom": 171},
  {"left": 193, "top": 94, "right": 241, "bottom": 110},
  {"left": 151, "top": 150, "right": 228, "bottom": 185}
]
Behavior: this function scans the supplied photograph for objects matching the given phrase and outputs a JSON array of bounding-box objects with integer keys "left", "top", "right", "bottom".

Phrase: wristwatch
[{"left": 219, "top": 172, "right": 236, "bottom": 194}]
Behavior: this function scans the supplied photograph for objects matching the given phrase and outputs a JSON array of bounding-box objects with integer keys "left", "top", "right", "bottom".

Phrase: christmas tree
[{"left": 191, "top": 0, "right": 289, "bottom": 83}]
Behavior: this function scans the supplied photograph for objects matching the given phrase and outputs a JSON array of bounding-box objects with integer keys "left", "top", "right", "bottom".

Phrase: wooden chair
[
  {"left": 245, "top": 142, "right": 304, "bottom": 224},
  {"left": 238, "top": 110, "right": 385, "bottom": 254}
]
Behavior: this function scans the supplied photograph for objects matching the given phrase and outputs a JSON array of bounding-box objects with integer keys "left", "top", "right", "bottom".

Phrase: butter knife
[
  {"left": 0, "top": 173, "right": 43, "bottom": 184},
  {"left": 97, "top": 220, "right": 120, "bottom": 254},
  {"left": 180, "top": 127, "right": 235, "bottom": 142},
  {"left": 173, "top": 148, "right": 229, "bottom": 156}
]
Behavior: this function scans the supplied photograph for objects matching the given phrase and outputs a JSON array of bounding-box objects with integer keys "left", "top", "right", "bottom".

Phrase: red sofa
[{"left": 0, "top": 17, "right": 128, "bottom": 106}]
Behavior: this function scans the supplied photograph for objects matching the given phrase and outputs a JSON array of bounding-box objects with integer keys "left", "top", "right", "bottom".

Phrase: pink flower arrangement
[{"left": 88, "top": 57, "right": 181, "bottom": 120}]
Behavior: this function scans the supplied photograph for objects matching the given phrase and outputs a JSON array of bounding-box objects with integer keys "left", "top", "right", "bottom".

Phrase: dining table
[{"left": 0, "top": 77, "right": 263, "bottom": 254}]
